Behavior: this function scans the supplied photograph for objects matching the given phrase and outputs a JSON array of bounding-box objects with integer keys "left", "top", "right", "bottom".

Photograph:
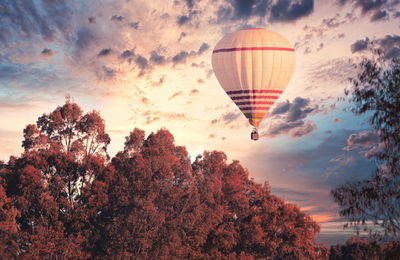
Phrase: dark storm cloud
[
  {"left": 98, "top": 48, "right": 112, "bottom": 57},
  {"left": 263, "top": 97, "right": 317, "bottom": 138},
  {"left": 0, "top": 0, "right": 72, "bottom": 46},
  {"left": 370, "top": 9, "right": 388, "bottom": 21},
  {"left": 150, "top": 51, "right": 166, "bottom": 65},
  {"left": 270, "top": 0, "right": 314, "bottom": 22},
  {"left": 350, "top": 39, "right": 369, "bottom": 53}
]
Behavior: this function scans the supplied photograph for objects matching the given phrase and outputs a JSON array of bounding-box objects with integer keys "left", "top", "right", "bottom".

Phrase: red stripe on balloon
[
  {"left": 235, "top": 101, "right": 275, "bottom": 105},
  {"left": 213, "top": 47, "right": 295, "bottom": 54},
  {"left": 240, "top": 106, "right": 271, "bottom": 111},
  {"left": 227, "top": 90, "right": 283, "bottom": 95},
  {"left": 231, "top": 95, "right": 280, "bottom": 100}
]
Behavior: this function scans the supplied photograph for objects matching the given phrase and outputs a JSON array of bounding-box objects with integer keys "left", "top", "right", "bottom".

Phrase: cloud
[
  {"left": 262, "top": 97, "right": 317, "bottom": 138},
  {"left": 197, "top": 42, "right": 210, "bottom": 54},
  {"left": 376, "top": 34, "right": 400, "bottom": 59},
  {"left": 96, "top": 66, "right": 116, "bottom": 80},
  {"left": 350, "top": 35, "right": 400, "bottom": 59},
  {"left": 111, "top": 15, "right": 124, "bottom": 21},
  {"left": 150, "top": 51, "right": 167, "bottom": 65},
  {"left": 75, "top": 28, "right": 96, "bottom": 54},
  {"left": 172, "top": 51, "right": 190, "bottom": 64},
  {"left": 129, "top": 21, "right": 140, "bottom": 29},
  {"left": 134, "top": 55, "right": 150, "bottom": 70},
  {"left": 339, "top": 0, "right": 388, "bottom": 14},
  {"left": 169, "top": 91, "right": 183, "bottom": 100},
  {"left": 190, "top": 89, "right": 199, "bottom": 95},
  {"left": 141, "top": 110, "right": 188, "bottom": 125},
  {"left": 120, "top": 50, "right": 135, "bottom": 60},
  {"left": 371, "top": 9, "right": 388, "bottom": 21},
  {"left": 271, "top": 97, "right": 316, "bottom": 122},
  {"left": 215, "top": 0, "right": 314, "bottom": 23},
  {"left": 222, "top": 111, "right": 242, "bottom": 124},
  {"left": 0, "top": 0, "right": 72, "bottom": 46},
  {"left": 355, "top": 0, "right": 387, "bottom": 14},
  {"left": 343, "top": 130, "right": 384, "bottom": 159},
  {"left": 350, "top": 39, "right": 369, "bottom": 53},
  {"left": 177, "top": 15, "right": 190, "bottom": 25},
  {"left": 210, "top": 111, "right": 242, "bottom": 126},
  {"left": 98, "top": 48, "right": 112, "bottom": 57},
  {"left": 266, "top": 120, "right": 317, "bottom": 138},
  {"left": 41, "top": 48, "right": 54, "bottom": 57},
  {"left": 343, "top": 130, "right": 380, "bottom": 150},
  {"left": 270, "top": 0, "right": 314, "bottom": 22},
  {"left": 176, "top": 10, "right": 198, "bottom": 26}
]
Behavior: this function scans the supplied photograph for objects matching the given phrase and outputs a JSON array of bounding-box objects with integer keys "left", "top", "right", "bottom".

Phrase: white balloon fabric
[{"left": 211, "top": 28, "right": 296, "bottom": 128}]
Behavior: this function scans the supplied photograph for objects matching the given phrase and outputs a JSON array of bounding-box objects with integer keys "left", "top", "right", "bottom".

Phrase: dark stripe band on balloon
[
  {"left": 240, "top": 107, "right": 271, "bottom": 111},
  {"left": 235, "top": 101, "right": 275, "bottom": 105},
  {"left": 213, "top": 47, "right": 294, "bottom": 54},
  {"left": 227, "top": 90, "right": 283, "bottom": 95},
  {"left": 231, "top": 95, "right": 279, "bottom": 100}
]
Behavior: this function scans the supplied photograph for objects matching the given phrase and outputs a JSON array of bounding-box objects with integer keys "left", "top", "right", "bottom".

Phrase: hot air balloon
[{"left": 211, "top": 28, "right": 295, "bottom": 140}]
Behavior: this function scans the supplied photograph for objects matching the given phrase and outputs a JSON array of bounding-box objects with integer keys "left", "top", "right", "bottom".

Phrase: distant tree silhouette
[
  {"left": 329, "top": 237, "right": 382, "bottom": 260},
  {"left": 332, "top": 58, "right": 400, "bottom": 237},
  {"left": 0, "top": 100, "right": 328, "bottom": 258},
  {"left": 329, "top": 237, "right": 400, "bottom": 260}
]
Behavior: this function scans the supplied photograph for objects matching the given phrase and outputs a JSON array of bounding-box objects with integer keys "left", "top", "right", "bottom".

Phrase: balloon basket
[{"left": 251, "top": 128, "right": 259, "bottom": 141}]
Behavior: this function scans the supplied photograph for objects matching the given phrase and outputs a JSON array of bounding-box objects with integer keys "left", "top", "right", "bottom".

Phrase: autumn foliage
[{"left": 0, "top": 100, "right": 335, "bottom": 258}]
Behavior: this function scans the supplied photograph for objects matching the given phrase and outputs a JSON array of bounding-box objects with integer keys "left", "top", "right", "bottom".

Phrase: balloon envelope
[{"left": 211, "top": 28, "right": 295, "bottom": 127}]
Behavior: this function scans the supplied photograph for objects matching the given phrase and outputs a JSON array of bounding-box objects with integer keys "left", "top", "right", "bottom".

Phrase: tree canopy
[{"left": 0, "top": 100, "right": 328, "bottom": 259}]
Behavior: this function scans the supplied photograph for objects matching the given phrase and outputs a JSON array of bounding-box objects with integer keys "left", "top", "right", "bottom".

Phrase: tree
[
  {"left": 331, "top": 58, "right": 400, "bottom": 237},
  {"left": 329, "top": 237, "right": 382, "bottom": 260},
  {"left": 0, "top": 163, "right": 19, "bottom": 258},
  {"left": 1, "top": 100, "right": 326, "bottom": 258}
]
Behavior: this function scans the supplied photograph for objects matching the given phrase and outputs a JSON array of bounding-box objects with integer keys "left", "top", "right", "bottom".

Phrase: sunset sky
[{"left": 1, "top": 0, "right": 400, "bottom": 244}]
